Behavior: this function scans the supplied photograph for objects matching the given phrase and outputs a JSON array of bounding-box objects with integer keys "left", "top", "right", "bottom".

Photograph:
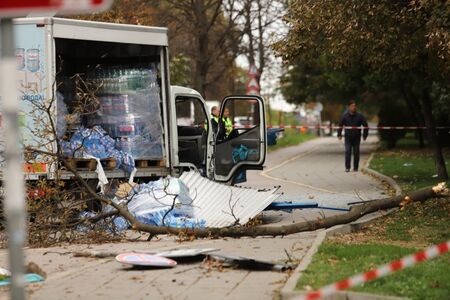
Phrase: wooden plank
[
  {"left": 135, "top": 159, "right": 165, "bottom": 168},
  {"left": 66, "top": 158, "right": 97, "bottom": 171},
  {"left": 101, "top": 158, "right": 117, "bottom": 170}
]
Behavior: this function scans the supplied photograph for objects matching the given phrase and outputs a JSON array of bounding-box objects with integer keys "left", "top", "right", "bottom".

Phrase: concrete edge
[
  {"left": 280, "top": 152, "right": 405, "bottom": 299},
  {"left": 281, "top": 229, "right": 327, "bottom": 294},
  {"left": 361, "top": 152, "right": 402, "bottom": 196},
  {"left": 280, "top": 209, "right": 395, "bottom": 300}
]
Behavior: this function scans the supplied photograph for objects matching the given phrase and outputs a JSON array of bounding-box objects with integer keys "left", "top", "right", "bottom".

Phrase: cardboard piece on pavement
[{"left": 153, "top": 248, "right": 219, "bottom": 258}]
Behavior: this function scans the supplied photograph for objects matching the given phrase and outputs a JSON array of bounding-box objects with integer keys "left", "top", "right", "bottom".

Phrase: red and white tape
[
  {"left": 265, "top": 125, "right": 450, "bottom": 130},
  {"left": 297, "top": 240, "right": 450, "bottom": 300}
]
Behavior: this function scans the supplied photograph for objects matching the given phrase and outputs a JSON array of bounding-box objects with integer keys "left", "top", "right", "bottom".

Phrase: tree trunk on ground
[
  {"left": 39, "top": 156, "right": 448, "bottom": 239},
  {"left": 129, "top": 185, "right": 449, "bottom": 238},
  {"left": 421, "top": 88, "right": 448, "bottom": 180},
  {"left": 64, "top": 152, "right": 447, "bottom": 238}
]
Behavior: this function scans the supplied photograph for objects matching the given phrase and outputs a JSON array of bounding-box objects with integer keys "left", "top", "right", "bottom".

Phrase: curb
[
  {"left": 280, "top": 151, "right": 403, "bottom": 300},
  {"left": 362, "top": 152, "right": 402, "bottom": 196},
  {"left": 281, "top": 230, "right": 327, "bottom": 295}
]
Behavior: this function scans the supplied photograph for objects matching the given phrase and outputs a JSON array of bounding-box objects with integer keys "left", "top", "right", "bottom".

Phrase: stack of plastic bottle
[
  {"left": 87, "top": 65, "right": 164, "bottom": 160},
  {"left": 60, "top": 126, "right": 135, "bottom": 173}
]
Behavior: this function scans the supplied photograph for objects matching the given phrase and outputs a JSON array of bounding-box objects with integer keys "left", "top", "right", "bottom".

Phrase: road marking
[{"left": 261, "top": 145, "right": 354, "bottom": 195}]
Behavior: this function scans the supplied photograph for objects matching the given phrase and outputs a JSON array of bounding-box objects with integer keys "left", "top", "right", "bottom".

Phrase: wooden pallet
[
  {"left": 100, "top": 158, "right": 117, "bottom": 170},
  {"left": 135, "top": 159, "right": 165, "bottom": 168},
  {"left": 66, "top": 158, "right": 117, "bottom": 171},
  {"left": 66, "top": 158, "right": 97, "bottom": 171}
]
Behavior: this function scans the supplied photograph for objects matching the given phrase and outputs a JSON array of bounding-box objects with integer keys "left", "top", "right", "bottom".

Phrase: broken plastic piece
[{"left": 0, "top": 273, "right": 44, "bottom": 286}]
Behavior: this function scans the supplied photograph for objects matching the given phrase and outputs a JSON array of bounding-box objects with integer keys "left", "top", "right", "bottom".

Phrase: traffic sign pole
[{"left": 1, "top": 18, "right": 27, "bottom": 300}]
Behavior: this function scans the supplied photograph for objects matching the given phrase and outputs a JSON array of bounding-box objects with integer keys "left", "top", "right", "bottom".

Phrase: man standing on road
[{"left": 337, "top": 100, "right": 369, "bottom": 172}]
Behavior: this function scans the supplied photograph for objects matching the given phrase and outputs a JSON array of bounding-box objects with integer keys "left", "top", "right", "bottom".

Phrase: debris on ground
[
  {"left": 0, "top": 263, "right": 46, "bottom": 286},
  {"left": 206, "top": 254, "right": 297, "bottom": 272},
  {"left": 77, "top": 171, "right": 281, "bottom": 231},
  {"left": 0, "top": 274, "right": 45, "bottom": 287},
  {"left": 26, "top": 262, "right": 47, "bottom": 279},
  {"left": 115, "top": 253, "right": 177, "bottom": 268},
  {"left": 71, "top": 248, "right": 218, "bottom": 259}
]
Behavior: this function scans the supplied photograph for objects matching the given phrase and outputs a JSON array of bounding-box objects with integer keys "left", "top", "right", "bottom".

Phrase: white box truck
[{"left": 2, "top": 17, "right": 266, "bottom": 184}]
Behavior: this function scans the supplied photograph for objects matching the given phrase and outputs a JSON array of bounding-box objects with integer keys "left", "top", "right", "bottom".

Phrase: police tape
[
  {"left": 265, "top": 125, "right": 450, "bottom": 130},
  {"left": 297, "top": 240, "right": 450, "bottom": 300}
]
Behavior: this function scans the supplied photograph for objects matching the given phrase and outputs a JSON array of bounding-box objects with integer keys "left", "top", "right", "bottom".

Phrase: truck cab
[{"left": 171, "top": 86, "right": 266, "bottom": 184}]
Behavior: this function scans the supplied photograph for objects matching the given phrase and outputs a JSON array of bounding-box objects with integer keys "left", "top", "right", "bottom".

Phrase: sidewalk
[
  {"left": 245, "top": 136, "right": 386, "bottom": 209},
  {"left": 0, "top": 136, "right": 386, "bottom": 300}
]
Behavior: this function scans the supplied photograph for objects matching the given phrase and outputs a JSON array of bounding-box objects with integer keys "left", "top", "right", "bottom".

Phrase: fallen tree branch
[
  {"left": 27, "top": 149, "right": 450, "bottom": 239},
  {"left": 98, "top": 183, "right": 449, "bottom": 239}
]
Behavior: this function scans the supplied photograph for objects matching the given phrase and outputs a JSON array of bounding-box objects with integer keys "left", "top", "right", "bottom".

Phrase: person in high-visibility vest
[
  {"left": 210, "top": 106, "right": 220, "bottom": 133},
  {"left": 223, "top": 108, "right": 233, "bottom": 137}
]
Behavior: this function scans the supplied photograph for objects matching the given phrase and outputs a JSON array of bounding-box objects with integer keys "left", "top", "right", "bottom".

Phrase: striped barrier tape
[
  {"left": 186, "top": 124, "right": 450, "bottom": 130},
  {"left": 264, "top": 125, "right": 450, "bottom": 130},
  {"left": 297, "top": 240, "right": 450, "bottom": 300}
]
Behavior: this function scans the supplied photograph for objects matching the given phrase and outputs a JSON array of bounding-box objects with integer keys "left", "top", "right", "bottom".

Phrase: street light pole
[{"left": 1, "top": 18, "right": 27, "bottom": 300}]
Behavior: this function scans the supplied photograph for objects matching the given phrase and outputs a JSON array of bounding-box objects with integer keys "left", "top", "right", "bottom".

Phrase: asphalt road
[{"left": 0, "top": 136, "right": 386, "bottom": 300}]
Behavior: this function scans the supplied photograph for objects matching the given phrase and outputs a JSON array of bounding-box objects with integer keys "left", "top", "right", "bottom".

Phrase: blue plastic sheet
[{"left": 80, "top": 178, "right": 207, "bottom": 232}]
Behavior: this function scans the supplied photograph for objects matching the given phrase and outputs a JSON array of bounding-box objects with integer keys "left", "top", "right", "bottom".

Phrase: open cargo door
[{"left": 213, "top": 95, "right": 266, "bottom": 183}]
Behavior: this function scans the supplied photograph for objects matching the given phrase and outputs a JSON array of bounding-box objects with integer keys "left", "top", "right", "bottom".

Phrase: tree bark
[{"left": 420, "top": 88, "right": 448, "bottom": 180}]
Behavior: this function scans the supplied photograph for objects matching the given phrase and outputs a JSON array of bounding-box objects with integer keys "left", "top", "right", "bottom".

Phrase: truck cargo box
[{"left": 7, "top": 17, "right": 172, "bottom": 180}]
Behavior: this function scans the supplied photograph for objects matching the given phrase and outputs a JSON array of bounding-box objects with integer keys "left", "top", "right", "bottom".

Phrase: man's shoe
[
  {"left": 345, "top": 169, "right": 350, "bottom": 172},
  {"left": 353, "top": 169, "right": 358, "bottom": 172}
]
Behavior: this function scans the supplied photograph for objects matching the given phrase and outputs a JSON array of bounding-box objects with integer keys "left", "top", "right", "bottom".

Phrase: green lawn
[
  {"left": 370, "top": 148, "right": 450, "bottom": 192},
  {"left": 297, "top": 243, "right": 450, "bottom": 300},
  {"left": 268, "top": 128, "right": 315, "bottom": 152},
  {"left": 296, "top": 136, "right": 450, "bottom": 299}
]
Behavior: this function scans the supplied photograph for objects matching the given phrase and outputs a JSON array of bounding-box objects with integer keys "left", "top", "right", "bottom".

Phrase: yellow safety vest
[
  {"left": 205, "top": 116, "right": 219, "bottom": 131},
  {"left": 223, "top": 117, "right": 233, "bottom": 136}
]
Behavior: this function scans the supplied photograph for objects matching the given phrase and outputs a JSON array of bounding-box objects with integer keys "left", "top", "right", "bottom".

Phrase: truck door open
[
  {"left": 175, "top": 95, "right": 208, "bottom": 170},
  {"left": 213, "top": 95, "right": 266, "bottom": 182}
]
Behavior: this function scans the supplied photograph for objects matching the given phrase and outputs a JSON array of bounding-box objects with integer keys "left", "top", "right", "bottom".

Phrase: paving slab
[{"left": 0, "top": 233, "right": 316, "bottom": 300}]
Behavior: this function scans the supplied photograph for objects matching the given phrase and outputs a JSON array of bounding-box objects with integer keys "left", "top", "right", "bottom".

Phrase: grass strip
[
  {"left": 268, "top": 128, "right": 315, "bottom": 152},
  {"left": 296, "top": 242, "right": 450, "bottom": 300}
]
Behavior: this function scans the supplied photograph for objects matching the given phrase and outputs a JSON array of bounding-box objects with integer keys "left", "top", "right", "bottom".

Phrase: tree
[
  {"left": 240, "top": 0, "right": 286, "bottom": 91},
  {"left": 274, "top": 0, "right": 449, "bottom": 180},
  {"left": 75, "top": 0, "right": 242, "bottom": 98},
  {"left": 76, "top": 0, "right": 158, "bottom": 25},
  {"left": 278, "top": 57, "right": 367, "bottom": 105},
  {"left": 155, "top": 0, "right": 244, "bottom": 98}
]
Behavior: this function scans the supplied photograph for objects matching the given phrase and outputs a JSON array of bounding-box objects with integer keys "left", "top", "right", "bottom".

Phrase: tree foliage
[
  {"left": 274, "top": 0, "right": 449, "bottom": 179},
  {"left": 274, "top": 0, "right": 449, "bottom": 80}
]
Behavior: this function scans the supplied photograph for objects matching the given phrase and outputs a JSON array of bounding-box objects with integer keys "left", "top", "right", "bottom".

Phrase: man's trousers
[{"left": 344, "top": 136, "right": 361, "bottom": 170}]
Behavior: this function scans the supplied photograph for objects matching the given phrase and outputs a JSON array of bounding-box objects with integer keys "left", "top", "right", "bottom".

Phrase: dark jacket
[{"left": 337, "top": 112, "right": 369, "bottom": 140}]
